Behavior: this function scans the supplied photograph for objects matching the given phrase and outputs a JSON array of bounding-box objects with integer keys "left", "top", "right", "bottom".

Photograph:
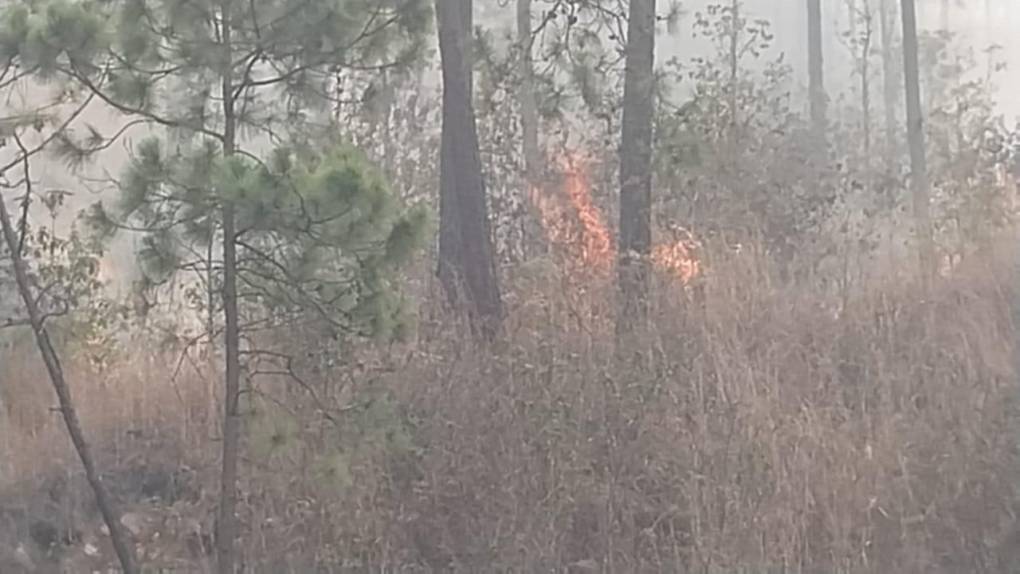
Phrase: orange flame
[
  {"left": 560, "top": 154, "right": 614, "bottom": 273},
  {"left": 530, "top": 152, "right": 614, "bottom": 275},
  {"left": 531, "top": 151, "right": 702, "bottom": 286},
  {"left": 651, "top": 230, "right": 702, "bottom": 285}
]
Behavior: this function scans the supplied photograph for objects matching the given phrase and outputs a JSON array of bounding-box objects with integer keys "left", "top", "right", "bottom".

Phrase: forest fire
[
  {"left": 532, "top": 152, "right": 701, "bottom": 285},
  {"left": 651, "top": 231, "right": 702, "bottom": 285},
  {"left": 529, "top": 153, "right": 615, "bottom": 274}
]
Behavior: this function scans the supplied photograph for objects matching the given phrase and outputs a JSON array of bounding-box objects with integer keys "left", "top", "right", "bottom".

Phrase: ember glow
[{"left": 532, "top": 152, "right": 702, "bottom": 285}]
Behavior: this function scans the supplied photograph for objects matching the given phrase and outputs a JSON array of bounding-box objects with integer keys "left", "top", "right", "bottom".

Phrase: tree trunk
[
  {"left": 880, "top": 0, "right": 900, "bottom": 165},
  {"left": 216, "top": 3, "right": 242, "bottom": 572},
  {"left": 859, "top": 3, "right": 873, "bottom": 157},
  {"left": 0, "top": 191, "right": 139, "bottom": 574},
  {"left": 900, "top": 0, "right": 935, "bottom": 284},
  {"left": 517, "top": 0, "right": 545, "bottom": 256},
  {"left": 461, "top": 0, "right": 473, "bottom": 92},
  {"left": 617, "top": 0, "right": 655, "bottom": 337},
  {"left": 436, "top": 0, "right": 503, "bottom": 338},
  {"left": 729, "top": 0, "right": 739, "bottom": 128},
  {"left": 807, "top": 0, "right": 827, "bottom": 141}
]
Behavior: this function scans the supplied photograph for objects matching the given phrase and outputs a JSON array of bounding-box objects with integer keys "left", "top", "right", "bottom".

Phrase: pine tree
[
  {"left": 807, "top": 0, "right": 827, "bottom": 141},
  {"left": 517, "top": 0, "right": 544, "bottom": 258},
  {"left": 880, "top": 0, "right": 901, "bottom": 165},
  {"left": 435, "top": 0, "right": 503, "bottom": 337},
  {"left": 617, "top": 0, "right": 655, "bottom": 338},
  {"left": 900, "top": 0, "right": 935, "bottom": 284},
  {"left": 2, "top": 0, "right": 430, "bottom": 571}
]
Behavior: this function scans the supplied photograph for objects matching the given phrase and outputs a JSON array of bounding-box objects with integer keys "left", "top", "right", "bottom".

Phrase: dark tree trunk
[
  {"left": 617, "top": 0, "right": 656, "bottom": 337},
  {"left": 807, "top": 0, "right": 827, "bottom": 141},
  {"left": 517, "top": 0, "right": 545, "bottom": 257},
  {"left": 900, "top": 0, "right": 935, "bottom": 284},
  {"left": 436, "top": 0, "right": 503, "bottom": 337},
  {"left": 0, "top": 191, "right": 139, "bottom": 574}
]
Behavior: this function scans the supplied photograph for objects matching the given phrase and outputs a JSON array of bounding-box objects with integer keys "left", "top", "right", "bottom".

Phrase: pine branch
[
  {"left": 66, "top": 62, "right": 226, "bottom": 142},
  {"left": 0, "top": 91, "right": 97, "bottom": 178}
]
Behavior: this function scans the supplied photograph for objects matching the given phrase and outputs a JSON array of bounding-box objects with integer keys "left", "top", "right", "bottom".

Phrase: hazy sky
[{"left": 752, "top": 0, "right": 1020, "bottom": 120}]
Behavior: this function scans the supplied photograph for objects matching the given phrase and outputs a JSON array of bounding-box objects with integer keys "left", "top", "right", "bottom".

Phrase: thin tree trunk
[
  {"left": 729, "top": 0, "right": 739, "bottom": 128},
  {"left": 0, "top": 191, "right": 139, "bottom": 574},
  {"left": 436, "top": 0, "right": 504, "bottom": 338},
  {"left": 848, "top": 0, "right": 858, "bottom": 37},
  {"left": 517, "top": 0, "right": 544, "bottom": 256},
  {"left": 807, "top": 0, "right": 827, "bottom": 141},
  {"left": 461, "top": 0, "right": 473, "bottom": 92},
  {"left": 901, "top": 0, "right": 935, "bottom": 284},
  {"left": 880, "top": 0, "right": 900, "bottom": 165},
  {"left": 859, "top": 3, "right": 873, "bottom": 156},
  {"left": 216, "top": 2, "right": 242, "bottom": 571},
  {"left": 617, "top": 0, "right": 656, "bottom": 337}
]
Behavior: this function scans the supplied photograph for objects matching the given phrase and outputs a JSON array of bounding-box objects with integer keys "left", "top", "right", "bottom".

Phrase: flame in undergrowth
[
  {"left": 531, "top": 151, "right": 702, "bottom": 286},
  {"left": 560, "top": 153, "right": 614, "bottom": 273},
  {"left": 529, "top": 152, "right": 614, "bottom": 275},
  {"left": 651, "top": 228, "right": 702, "bottom": 285}
]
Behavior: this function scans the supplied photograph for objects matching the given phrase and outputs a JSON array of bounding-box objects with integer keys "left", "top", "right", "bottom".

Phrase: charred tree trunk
[
  {"left": 807, "top": 0, "right": 827, "bottom": 142},
  {"left": 617, "top": 0, "right": 655, "bottom": 337},
  {"left": 880, "top": 0, "right": 900, "bottom": 166},
  {"left": 0, "top": 191, "right": 139, "bottom": 574},
  {"left": 518, "top": 0, "right": 545, "bottom": 257},
  {"left": 436, "top": 0, "right": 503, "bottom": 337},
  {"left": 901, "top": 0, "right": 935, "bottom": 284}
]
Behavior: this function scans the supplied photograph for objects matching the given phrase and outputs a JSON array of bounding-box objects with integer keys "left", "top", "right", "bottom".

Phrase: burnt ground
[{"left": 0, "top": 430, "right": 215, "bottom": 573}]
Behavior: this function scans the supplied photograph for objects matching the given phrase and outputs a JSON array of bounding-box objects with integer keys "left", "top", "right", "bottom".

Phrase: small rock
[
  {"left": 120, "top": 512, "right": 147, "bottom": 537},
  {"left": 13, "top": 543, "right": 35, "bottom": 571},
  {"left": 568, "top": 558, "right": 599, "bottom": 572}
]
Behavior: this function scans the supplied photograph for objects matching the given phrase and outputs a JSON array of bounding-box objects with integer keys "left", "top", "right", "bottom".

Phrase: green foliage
[
  {"left": 249, "top": 399, "right": 301, "bottom": 459},
  {"left": 0, "top": 213, "right": 128, "bottom": 370},
  {"left": 77, "top": 0, "right": 430, "bottom": 139},
  {"left": 247, "top": 384, "right": 417, "bottom": 497},
  {"left": 918, "top": 32, "right": 1018, "bottom": 256},
  {"left": 654, "top": 5, "right": 835, "bottom": 260},
  {"left": 0, "top": 0, "right": 106, "bottom": 78},
  {"left": 5, "top": 0, "right": 436, "bottom": 345},
  {"left": 93, "top": 137, "right": 427, "bottom": 341},
  {"left": 309, "top": 449, "right": 354, "bottom": 494}
]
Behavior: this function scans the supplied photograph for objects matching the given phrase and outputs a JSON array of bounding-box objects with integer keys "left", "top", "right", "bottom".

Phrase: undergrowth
[{"left": 1, "top": 241, "right": 1018, "bottom": 573}]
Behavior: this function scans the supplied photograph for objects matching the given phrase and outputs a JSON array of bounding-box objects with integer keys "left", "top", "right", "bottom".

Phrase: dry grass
[{"left": 1, "top": 241, "right": 1018, "bottom": 572}]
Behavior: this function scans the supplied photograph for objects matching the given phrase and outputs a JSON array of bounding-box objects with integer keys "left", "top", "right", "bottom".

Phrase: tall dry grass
[{"left": 1, "top": 240, "right": 1018, "bottom": 572}]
